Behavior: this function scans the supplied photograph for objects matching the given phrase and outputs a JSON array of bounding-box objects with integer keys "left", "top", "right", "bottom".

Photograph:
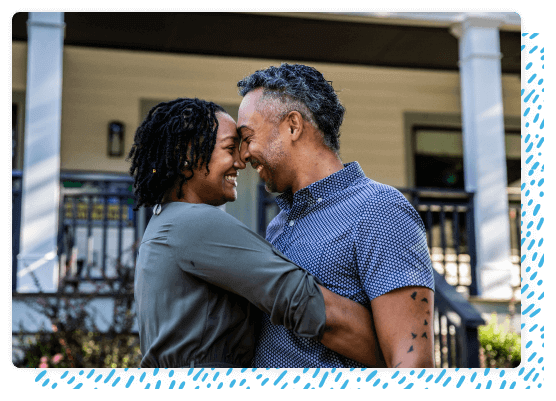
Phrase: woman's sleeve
[{"left": 172, "top": 205, "right": 326, "bottom": 341}]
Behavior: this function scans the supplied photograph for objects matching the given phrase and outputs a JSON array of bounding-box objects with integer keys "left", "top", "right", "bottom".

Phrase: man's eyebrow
[{"left": 237, "top": 125, "right": 251, "bottom": 137}]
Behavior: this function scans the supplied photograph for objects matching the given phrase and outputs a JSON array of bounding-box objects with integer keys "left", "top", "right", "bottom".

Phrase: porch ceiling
[{"left": 12, "top": 12, "right": 520, "bottom": 74}]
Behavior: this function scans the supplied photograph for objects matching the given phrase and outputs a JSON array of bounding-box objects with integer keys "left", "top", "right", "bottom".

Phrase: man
[{"left": 236, "top": 63, "right": 435, "bottom": 368}]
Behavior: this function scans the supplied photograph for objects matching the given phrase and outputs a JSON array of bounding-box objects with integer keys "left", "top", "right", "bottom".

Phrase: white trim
[
  {"left": 252, "top": 11, "right": 521, "bottom": 31},
  {"left": 339, "top": 11, "right": 519, "bottom": 26}
]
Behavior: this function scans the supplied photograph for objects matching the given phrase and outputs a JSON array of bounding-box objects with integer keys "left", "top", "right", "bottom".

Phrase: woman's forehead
[{"left": 216, "top": 113, "right": 240, "bottom": 142}]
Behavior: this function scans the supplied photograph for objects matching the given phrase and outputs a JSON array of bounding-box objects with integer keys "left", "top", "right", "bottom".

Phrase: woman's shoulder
[{"left": 163, "top": 202, "right": 245, "bottom": 229}]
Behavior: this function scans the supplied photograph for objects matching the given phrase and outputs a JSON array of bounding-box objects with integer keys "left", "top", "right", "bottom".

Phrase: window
[{"left": 413, "top": 127, "right": 521, "bottom": 189}]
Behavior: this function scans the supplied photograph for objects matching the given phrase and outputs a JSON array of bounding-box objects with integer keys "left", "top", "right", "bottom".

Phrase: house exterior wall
[{"left": 12, "top": 41, "right": 521, "bottom": 188}]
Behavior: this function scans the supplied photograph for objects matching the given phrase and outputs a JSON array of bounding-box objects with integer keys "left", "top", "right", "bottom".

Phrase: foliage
[
  {"left": 13, "top": 242, "right": 142, "bottom": 368},
  {"left": 478, "top": 313, "right": 521, "bottom": 368}
]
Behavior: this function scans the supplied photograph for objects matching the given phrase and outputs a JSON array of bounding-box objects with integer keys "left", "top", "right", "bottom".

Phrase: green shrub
[
  {"left": 478, "top": 313, "right": 521, "bottom": 368},
  {"left": 13, "top": 243, "right": 142, "bottom": 368}
]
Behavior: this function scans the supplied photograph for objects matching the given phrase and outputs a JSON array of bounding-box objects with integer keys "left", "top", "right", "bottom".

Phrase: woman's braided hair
[{"left": 127, "top": 97, "right": 225, "bottom": 210}]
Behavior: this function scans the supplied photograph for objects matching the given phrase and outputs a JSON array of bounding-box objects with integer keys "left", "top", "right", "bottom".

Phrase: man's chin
[
  {"left": 262, "top": 176, "right": 282, "bottom": 194},
  {"left": 264, "top": 182, "right": 277, "bottom": 193}
]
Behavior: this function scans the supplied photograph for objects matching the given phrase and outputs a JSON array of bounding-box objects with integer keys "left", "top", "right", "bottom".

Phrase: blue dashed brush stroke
[{"left": 30, "top": 32, "right": 544, "bottom": 390}]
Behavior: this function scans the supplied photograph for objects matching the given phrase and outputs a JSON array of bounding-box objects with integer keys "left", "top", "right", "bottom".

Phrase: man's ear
[{"left": 286, "top": 111, "right": 304, "bottom": 142}]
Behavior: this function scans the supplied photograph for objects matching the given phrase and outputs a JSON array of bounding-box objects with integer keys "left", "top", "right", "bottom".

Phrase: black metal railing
[
  {"left": 12, "top": 170, "right": 23, "bottom": 292},
  {"left": 398, "top": 188, "right": 478, "bottom": 296},
  {"left": 507, "top": 187, "right": 521, "bottom": 263},
  {"left": 56, "top": 172, "right": 150, "bottom": 290},
  {"left": 13, "top": 172, "right": 489, "bottom": 365},
  {"left": 12, "top": 171, "right": 148, "bottom": 292},
  {"left": 433, "top": 269, "right": 485, "bottom": 367}
]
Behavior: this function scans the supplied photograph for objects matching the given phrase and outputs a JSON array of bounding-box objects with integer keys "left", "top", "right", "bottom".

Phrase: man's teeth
[{"left": 256, "top": 165, "right": 263, "bottom": 174}]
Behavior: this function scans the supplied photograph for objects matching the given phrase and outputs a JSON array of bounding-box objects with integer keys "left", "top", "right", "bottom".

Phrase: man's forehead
[
  {"left": 238, "top": 89, "right": 270, "bottom": 137},
  {"left": 239, "top": 88, "right": 264, "bottom": 113}
]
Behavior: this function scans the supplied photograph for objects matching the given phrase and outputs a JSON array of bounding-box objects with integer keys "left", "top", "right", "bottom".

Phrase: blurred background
[{"left": 12, "top": 11, "right": 522, "bottom": 369}]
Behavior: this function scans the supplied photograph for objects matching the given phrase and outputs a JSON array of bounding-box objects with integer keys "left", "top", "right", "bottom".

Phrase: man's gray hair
[{"left": 237, "top": 63, "right": 345, "bottom": 152}]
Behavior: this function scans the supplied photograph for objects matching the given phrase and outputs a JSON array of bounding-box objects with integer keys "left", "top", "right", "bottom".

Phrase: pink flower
[
  {"left": 39, "top": 356, "right": 48, "bottom": 369},
  {"left": 51, "top": 354, "right": 63, "bottom": 364}
]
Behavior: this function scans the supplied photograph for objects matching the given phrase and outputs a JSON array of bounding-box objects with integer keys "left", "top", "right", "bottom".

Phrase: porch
[{"left": 12, "top": 170, "right": 521, "bottom": 367}]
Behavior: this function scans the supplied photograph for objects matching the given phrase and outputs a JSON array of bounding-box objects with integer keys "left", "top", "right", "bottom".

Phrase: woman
[{"left": 128, "top": 97, "right": 382, "bottom": 368}]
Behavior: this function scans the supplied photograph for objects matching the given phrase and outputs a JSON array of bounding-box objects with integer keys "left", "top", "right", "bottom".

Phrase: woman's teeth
[{"left": 225, "top": 175, "right": 237, "bottom": 186}]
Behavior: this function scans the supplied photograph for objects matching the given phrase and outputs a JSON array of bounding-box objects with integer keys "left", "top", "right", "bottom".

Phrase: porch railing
[
  {"left": 398, "top": 188, "right": 478, "bottom": 296},
  {"left": 11, "top": 172, "right": 509, "bottom": 367},
  {"left": 11, "top": 171, "right": 152, "bottom": 292},
  {"left": 433, "top": 269, "right": 485, "bottom": 367},
  {"left": 12, "top": 171, "right": 23, "bottom": 292}
]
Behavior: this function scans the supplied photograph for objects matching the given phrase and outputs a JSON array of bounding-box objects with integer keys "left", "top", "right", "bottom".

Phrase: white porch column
[
  {"left": 17, "top": 13, "right": 65, "bottom": 293},
  {"left": 451, "top": 15, "right": 513, "bottom": 299}
]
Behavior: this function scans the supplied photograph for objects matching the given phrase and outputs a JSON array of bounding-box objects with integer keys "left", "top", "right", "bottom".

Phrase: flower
[
  {"left": 51, "top": 354, "right": 63, "bottom": 364},
  {"left": 39, "top": 356, "right": 48, "bottom": 369}
]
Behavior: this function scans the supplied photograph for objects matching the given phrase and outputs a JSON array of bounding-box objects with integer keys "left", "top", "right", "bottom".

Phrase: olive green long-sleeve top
[{"left": 134, "top": 202, "right": 326, "bottom": 368}]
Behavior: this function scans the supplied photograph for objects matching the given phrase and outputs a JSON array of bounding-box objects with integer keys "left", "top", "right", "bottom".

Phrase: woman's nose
[
  {"left": 234, "top": 151, "right": 246, "bottom": 170},
  {"left": 239, "top": 142, "right": 250, "bottom": 164}
]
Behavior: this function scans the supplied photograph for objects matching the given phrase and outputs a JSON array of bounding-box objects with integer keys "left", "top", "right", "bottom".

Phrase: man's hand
[
  {"left": 371, "top": 286, "right": 435, "bottom": 368},
  {"left": 318, "top": 285, "right": 386, "bottom": 367}
]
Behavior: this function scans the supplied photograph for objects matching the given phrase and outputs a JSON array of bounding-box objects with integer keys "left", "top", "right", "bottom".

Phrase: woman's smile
[{"left": 225, "top": 174, "right": 238, "bottom": 187}]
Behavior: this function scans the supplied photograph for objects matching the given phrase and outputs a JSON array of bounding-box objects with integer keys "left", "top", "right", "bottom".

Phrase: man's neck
[{"left": 290, "top": 150, "right": 344, "bottom": 194}]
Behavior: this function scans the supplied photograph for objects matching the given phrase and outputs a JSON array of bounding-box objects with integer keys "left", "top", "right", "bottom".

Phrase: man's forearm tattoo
[{"left": 394, "top": 291, "right": 433, "bottom": 367}]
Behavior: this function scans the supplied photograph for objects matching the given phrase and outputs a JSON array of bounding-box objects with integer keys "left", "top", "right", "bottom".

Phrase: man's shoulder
[
  {"left": 345, "top": 179, "right": 420, "bottom": 228},
  {"left": 347, "top": 177, "right": 407, "bottom": 208}
]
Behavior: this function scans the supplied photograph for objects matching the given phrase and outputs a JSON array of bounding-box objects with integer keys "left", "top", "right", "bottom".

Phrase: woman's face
[{"left": 186, "top": 112, "right": 246, "bottom": 206}]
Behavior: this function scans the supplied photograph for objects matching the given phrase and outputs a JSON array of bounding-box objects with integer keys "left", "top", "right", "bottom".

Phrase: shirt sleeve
[
  {"left": 354, "top": 188, "right": 435, "bottom": 301},
  {"left": 170, "top": 204, "right": 326, "bottom": 341}
]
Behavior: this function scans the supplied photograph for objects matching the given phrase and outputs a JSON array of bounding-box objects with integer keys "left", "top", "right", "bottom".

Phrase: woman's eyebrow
[{"left": 220, "top": 133, "right": 240, "bottom": 144}]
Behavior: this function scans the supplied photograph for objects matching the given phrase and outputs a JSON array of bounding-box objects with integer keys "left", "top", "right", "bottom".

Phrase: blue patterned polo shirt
[{"left": 251, "top": 161, "right": 435, "bottom": 368}]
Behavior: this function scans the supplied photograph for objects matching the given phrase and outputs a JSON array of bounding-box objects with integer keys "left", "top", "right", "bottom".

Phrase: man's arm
[
  {"left": 371, "top": 286, "right": 435, "bottom": 368},
  {"left": 319, "top": 285, "right": 386, "bottom": 367}
]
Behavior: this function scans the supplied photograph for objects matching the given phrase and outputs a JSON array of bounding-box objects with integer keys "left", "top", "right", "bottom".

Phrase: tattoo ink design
[
  {"left": 395, "top": 362, "right": 402, "bottom": 368},
  {"left": 411, "top": 291, "right": 417, "bottom": 300},
  {"left": 422, "top": 332, "right": 428, "bottom": 339},
  {"left": 408, "top": 345, "right": 414, "bottom": 353},
  {"left": 424, "top": 319, "right": 428, "bottom": 325},
  {"left": 411, "top": 333, "right": 417, "bottom": 339},
  {"left": 421, "top": 298, "right": 428, "bottom": 303}
]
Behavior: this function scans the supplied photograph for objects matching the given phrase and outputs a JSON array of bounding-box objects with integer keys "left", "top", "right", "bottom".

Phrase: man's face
[{"left": 237, "top": 89, "right": 288, "bottom": 193}]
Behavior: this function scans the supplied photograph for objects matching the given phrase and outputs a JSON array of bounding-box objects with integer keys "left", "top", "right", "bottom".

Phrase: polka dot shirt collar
[{"left": 275, "top": 161, "right": 365, "bottom": 212}]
